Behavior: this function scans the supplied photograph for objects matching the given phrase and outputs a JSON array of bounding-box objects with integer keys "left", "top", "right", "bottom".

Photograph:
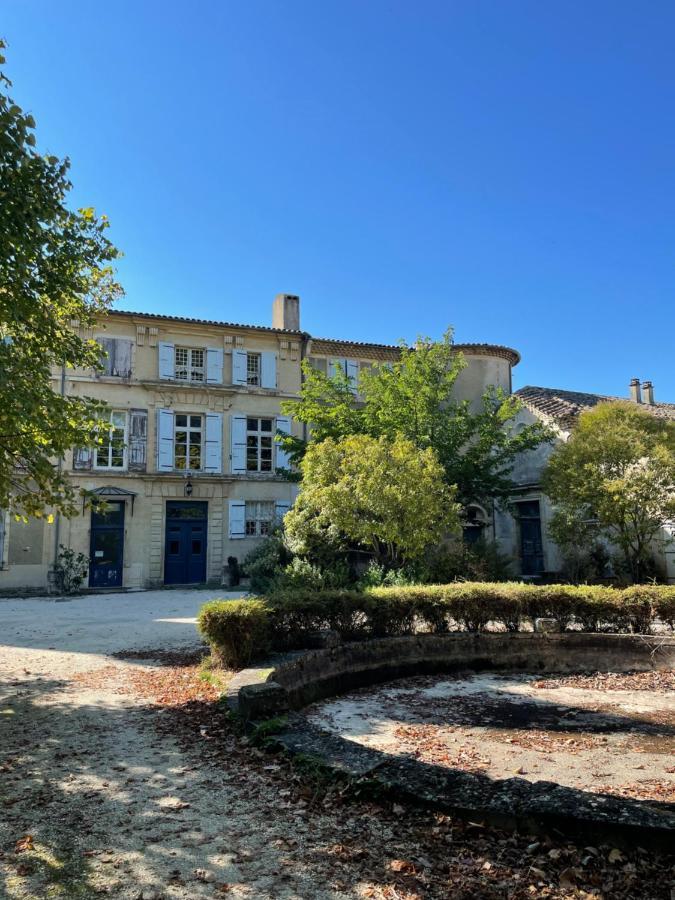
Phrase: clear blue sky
[{"left": 4, "top": 1, "right": 675, "bottom": 399}]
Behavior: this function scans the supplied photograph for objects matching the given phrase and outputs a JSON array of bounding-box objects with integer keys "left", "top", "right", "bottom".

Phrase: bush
[
  {"left": 242, "top": 531, "right": 291, "bottom": 594},
  {"left": 421, "top": 540, "right": 513, "bottom": 583},
  {"left": 197, "top": 598, "right": 271, "bottom": 668},
  {"left": 197, "top": 583, "right": 675, "bottom": 669}
]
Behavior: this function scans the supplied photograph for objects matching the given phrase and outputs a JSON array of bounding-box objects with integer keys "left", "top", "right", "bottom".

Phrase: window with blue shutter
[
  {"left": 228, "top": 500, "right": 246, "bottom": 539},
  {"left": 204, "top": 413, "right": 223, "bottom": 473},
  {"left": 156, "top": 409, "right": 175, "bottom": 471},
  {"left": 230, "top": 415, "right": 247, "bottom": 473}
]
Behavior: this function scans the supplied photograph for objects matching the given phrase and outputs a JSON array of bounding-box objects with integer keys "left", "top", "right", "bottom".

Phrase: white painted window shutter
[
  {"left": 204, "top": 413, "right": 223, "bottom": 473},
  {"left": 206, "top": 347, "right": 224, "bottom": 384},
  {"left": 228, "top": 500, "right": 246, "bottom": 539},
  {"left": 158, "top": 342, "right": 174, "bottom": 380},
  {"left": 346, "top": 359, "right": 359, "bottom": 393},
  {"left": 230, "top": 414, "right": 247, "bottom": 473},
  {"left": 156, "top": 408, "right": 175, "bottom": 471},
  {"left": 232, "top": 350, "right": 248, "bottom": 385},
  {"left": 275, "top": 416, "right": 292, "bottom": 470},
  {"left": 261, "top": 351, "right": 277, "bottom": 389},
  {"left": 275, "top": 500, "right": 291, "bottom": 524}
]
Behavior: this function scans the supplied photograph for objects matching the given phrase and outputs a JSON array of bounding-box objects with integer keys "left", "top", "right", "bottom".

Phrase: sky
[{"left": 4, "top": 1, "right": 675, "bottom": 399}]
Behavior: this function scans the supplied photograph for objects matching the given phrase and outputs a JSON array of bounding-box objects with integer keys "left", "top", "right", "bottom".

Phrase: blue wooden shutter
[
  {"left": 228, "top": 500, "right": 246, "bottom": 539},
  {"left": 128, "top": 409, "right": 148, "bottom": 472},
  {"left": 275, "top": 416, "right": 292, "bottom": 470},
  {"left": 261, "top": 351, "right": 277, "bottom": 389},
  {"left": 204, "top": 413, "right": 223, "bottom": 473},
  {"left": 206, "top": 348, "right": 224, "bottom": 384},
  {"left": 232, "top": 350, "right": 247, "bottom": 385},
  {"left": 158, "top": 342, "right": 174, "bottom": 380},
  {"left": 230, "top": 414, "right": 247, "bottom": 473},
  {"left": 275, "top": 500, "right": 291, "bottom": 524},
  {"left": 346, "top": 360, "right": 359, "bottom": 393},
  {"left": 156, "top": 408, "right": 174, "bottom": 471}
]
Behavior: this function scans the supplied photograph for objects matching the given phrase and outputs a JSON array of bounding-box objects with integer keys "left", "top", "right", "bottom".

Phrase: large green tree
[
  {"left": 0, "top": 41, "right": 122, "bottom": 518},
  {"left": 281, "top": 329, "right": 547, "bottom": 507},
  {"left": 543, "top": 402, "right": 675, "bottom": 583},
  {"left": 284, "top": 434, "right": 459, "bottom": 567}
]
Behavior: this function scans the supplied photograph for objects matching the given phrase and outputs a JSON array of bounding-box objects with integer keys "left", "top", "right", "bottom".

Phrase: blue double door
[{"left": 164, "top": 501, "right": 208, "bottom": 585}]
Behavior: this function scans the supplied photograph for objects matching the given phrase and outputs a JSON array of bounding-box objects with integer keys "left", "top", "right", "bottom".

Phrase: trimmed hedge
[{"left": 197, "top": 583, "right": 675, "bottom": 668}]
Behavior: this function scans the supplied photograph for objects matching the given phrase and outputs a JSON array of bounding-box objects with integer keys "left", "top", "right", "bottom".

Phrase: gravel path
[
  {"left": 0, "top": 592, "right": 354, "bottom": 899},
  {"left": 2, "top": 594, "right": 674, "bottom": 899}
]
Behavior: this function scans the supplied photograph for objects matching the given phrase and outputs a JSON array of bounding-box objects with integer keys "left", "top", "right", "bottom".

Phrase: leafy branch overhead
[
  {"left": 280, "top": 329, "right": 549, "bottom": 507},
  {"left": 0, "top": 40, "right": 123, "bottom": 517}
]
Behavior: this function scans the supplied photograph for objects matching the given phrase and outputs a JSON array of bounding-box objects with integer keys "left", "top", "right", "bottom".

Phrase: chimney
[
  {"left": 642, "top": 380, "right": 655, "bottom": 405},
  {"left": 272, "top": 293, "right": 300, "bottom": 331},
  {"left": 629, "top": 378, "right": 642, "bottom": 403}
]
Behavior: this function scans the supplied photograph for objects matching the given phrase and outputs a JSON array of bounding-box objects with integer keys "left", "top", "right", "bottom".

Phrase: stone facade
[{"left": 0, "top": 296, "right": 520, "bottom": 592}]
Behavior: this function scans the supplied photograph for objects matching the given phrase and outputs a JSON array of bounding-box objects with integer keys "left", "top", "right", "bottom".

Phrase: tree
[
  {"left": 543, "top": 402, "right": 675, "bottom": 583},
  {"left": 0, "top": 41, "right": 122, "bottom": 518},
  {"left": 281, "top": 329, "right": 548, "bottom": 508},
  {"left": 284, "top": 434, "right": 460, "bottom": 567}
]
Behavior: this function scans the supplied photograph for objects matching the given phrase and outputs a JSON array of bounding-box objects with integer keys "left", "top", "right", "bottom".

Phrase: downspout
[{"left": 300, "top": 332, "right": 311, "bottom": 443}]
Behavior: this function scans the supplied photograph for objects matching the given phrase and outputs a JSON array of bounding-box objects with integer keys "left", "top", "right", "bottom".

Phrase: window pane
[
  {"left": 261, "top": 437, "right": 272, "bottom": 448},
  {"left": 112, "top": 411, "right": 126, "bottom": 427},
  {"left": 176, "top": 415, "right": 187, "bottom": 428},
  {"left": 247, "top": 418, "right": 258, "bottom": 431},
  {"left": 190, "top": 415, "right": 201, "bottom": 428},
  {"left": 261, "top": 419, "right": 273, "bottom": 432},
  {"left": 261, "top": 459, "right": 272, "bottom": 471}
]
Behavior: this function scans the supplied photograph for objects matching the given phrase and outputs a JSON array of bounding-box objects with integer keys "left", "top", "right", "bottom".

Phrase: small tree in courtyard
[
  {"left": 284, "top": 434, "right": 460, "bottom": 568},
  {"left": 280, "top": 329, "right": 548, "bottom": 509},
  {"left": 543, "top": 402, "right": 675, "bottom": 583}
]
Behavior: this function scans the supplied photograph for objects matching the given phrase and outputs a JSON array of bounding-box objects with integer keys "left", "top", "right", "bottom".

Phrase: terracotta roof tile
[{"left": 515, "top": 385, "right": 675, "bottom": 429}]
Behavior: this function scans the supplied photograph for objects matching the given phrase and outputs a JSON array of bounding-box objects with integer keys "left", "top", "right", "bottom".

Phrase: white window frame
[
  {"left": 174, "top": 346, "right": 205, "bottom": 383},
  {"left": 94, "top": 410, "right": 128, "bottom": 471},
  {"left": 245, "top": 501, "right": 275, "bottom": 537},
  {"left": 174, "top": 413, "right": 204, "bottom": 471},
  {"left": 246, "top": 352, "right": 261, "bottom": 386},
  {"left": 246, "top": 416, "right": 274, "bottom": 473}
]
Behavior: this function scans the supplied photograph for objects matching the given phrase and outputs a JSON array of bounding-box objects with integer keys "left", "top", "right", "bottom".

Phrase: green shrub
[
  {"left": 242, "top": 531, "right": 291, "bottom": 594},
  {"left": 197, "top": 583, "right": 675, "bottom": 669},
  {"left": 197, "top": 598, "right": 271, "bottom": 668}
]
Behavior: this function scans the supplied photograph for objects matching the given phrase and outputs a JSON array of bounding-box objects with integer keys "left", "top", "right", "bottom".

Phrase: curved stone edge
[{"left": 226, "top": 633, "right": 675, "bottom": 848}]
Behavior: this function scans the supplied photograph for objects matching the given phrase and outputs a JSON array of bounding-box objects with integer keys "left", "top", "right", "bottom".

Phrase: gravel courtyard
[{"left": 1, "top": 591, "right": 674, "bottom": 899}]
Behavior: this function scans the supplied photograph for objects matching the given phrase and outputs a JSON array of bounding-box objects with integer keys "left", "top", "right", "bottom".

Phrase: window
[
  {"left": 174, "top": 414, "right": 203, "bottom": 470},
  {"left": 95, "top": 410, "right": 127, "bottom": 469},
  {"left": 246, "top": 417, "right": 274, "bottom": 472},
  {"left": 247, "top": 352, "right": 261, "bottom": 386},
  {"left": 245, "top": 501, "right": 274, "bottom": 536},
  {"left": 175, "top": 347, "right": 205, "bottom": 383}
]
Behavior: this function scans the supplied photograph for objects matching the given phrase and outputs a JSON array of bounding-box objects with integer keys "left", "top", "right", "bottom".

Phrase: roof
[
  {"left": 109, "top": 309, "right": 520, "bottom": 365},
  {"left": 515, "top": 385, "right": 675, "bottom": 430},
  {"left": 109, "top": 309, "right": 302, "bottom": 336}
]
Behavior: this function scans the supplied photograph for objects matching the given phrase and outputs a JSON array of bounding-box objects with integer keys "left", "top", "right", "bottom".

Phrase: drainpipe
[{"left": 300, "top": 332, "right": 311, "bottom": 443}]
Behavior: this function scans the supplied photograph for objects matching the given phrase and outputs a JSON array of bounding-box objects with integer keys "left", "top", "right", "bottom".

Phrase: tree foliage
[
  {"left": 281, "top": 329, "right": 548, "bottom": 507},
  {"left": 543, "top": 402, "right": 675, "bottom": 583},
  {"left": 0, "top": 41, "right": 122, "bottom": 517},
  {"left": 284, "top": 434, "right": 460, "bottom": 567}
]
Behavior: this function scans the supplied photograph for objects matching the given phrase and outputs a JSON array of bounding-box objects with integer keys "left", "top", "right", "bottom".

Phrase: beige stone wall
[{"left": 0, "top": 313, "right": 302, "bottom": 592}]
